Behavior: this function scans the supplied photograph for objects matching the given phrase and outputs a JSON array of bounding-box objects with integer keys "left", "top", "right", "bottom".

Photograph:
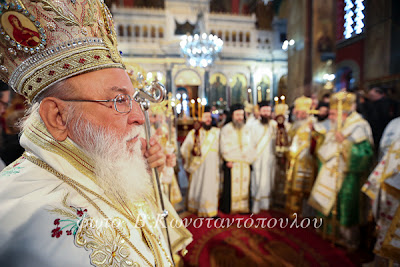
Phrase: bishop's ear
[{"left": 39, "top": 97, "right": 70, "bottom": 141}]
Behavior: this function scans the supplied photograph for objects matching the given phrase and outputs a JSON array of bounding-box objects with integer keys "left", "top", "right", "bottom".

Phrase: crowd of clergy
[{"left": 144, "top": 88, "right": 399, "bottom": 264}]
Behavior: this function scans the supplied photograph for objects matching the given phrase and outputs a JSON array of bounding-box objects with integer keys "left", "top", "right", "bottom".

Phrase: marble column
[
  {"left": 272, "top": 73, "right": 278, "bottom": 106},
  {"left": 203, "top": 69, "right": 210, "bottom": 101},
  {"left": 250, "top": 72, "right": 256, "bottom": 105},
  {"left": 166, "top": 69, "right": 172, "bottom": 93}
]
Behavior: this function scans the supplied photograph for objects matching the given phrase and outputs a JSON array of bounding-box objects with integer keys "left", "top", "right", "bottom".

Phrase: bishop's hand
[
  {"left": 335, "top": 131, "right": 345, "bottom": 143},
  {"left": 166, "top": 153, "right": 176, "bottom": 168},
  {"left": 142, "top": 136, "right": 166, "bottom": 173}
]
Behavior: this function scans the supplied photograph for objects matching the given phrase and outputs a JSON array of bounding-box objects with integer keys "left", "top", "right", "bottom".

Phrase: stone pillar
[
  {"left": 304, "top": 0, "right": 313, "bottom": 97},
  {"left": 168, "top": 63, "right": 176, "bottom": 97},
  {"left": 272, "top": 73, "right": 278, "bottom": 106},
  {"left": 248, "top": 66, "right": 256, "bottom": 105},
  {"left": 226, "top": 85, "right": 231, "bottom": 107},
  {"left": 203, "top": 69, "right": 210, "bottom": 101},
  {"left": 166, "top": 68, "right": 172, "bottom": 93}
]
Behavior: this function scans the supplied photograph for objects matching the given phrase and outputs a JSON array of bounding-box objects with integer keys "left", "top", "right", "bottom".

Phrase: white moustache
[{"left": 124, "top": 125, "right": 146, "bottom": 143}]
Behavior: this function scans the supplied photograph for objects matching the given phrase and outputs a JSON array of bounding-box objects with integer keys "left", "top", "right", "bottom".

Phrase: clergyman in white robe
[
  {"left": 362, "top": 118, "right": 400, "bottom": 263},
  {"left": 220, "top": 104, "right": 255, "bottom": 214},
  {"left": 250, "top": 102, "right": 277, "bottom": 213},
  {"left": 180, "top": 126, "right": 220, "bottom": 217}
]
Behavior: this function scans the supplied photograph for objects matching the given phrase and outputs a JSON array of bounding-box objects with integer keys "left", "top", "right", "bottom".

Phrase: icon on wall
[
  {"left": 229, "top": 73, "right": 247, "bottom": 105},
  {"left": 256, "top": 75, "right": 271, "bottom": 101},
  {"left": 210, "top": 73, "right": 227, "bottom": 105}
]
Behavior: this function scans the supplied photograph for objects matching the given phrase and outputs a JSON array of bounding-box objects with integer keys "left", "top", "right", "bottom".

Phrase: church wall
[
  {"left": 390, "top": 1, "right": 400, "bottom": 75},
  {"left": 285, "top": 0, "right": 306, "bottom": 105},
  {"left": 334, "top": 0, "right": 397, "bottom": 97},
  {"left": 364, "top": 0, "right": 392, "bottom": 81},
  {"left": 336, "top": 40, "right": 364, "bottom": 86},
  {"left": 311, "top": 0, "right": 336, "bottom": 96}
]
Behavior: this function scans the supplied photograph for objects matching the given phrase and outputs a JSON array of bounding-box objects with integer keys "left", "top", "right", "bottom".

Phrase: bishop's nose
[{"left": 128, "top": 102, "right": 145, "bottom": 125}]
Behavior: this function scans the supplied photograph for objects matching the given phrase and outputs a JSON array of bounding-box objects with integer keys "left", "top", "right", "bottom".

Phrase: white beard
[
  {"left": 329, "top": 120, "right": 337, "bottom": 131},
  {"left": 70, "top": 115, "right": 155, "bottom": 206},
  {"left": 292, "top": 119, "right": 307, "bottom": 129}
]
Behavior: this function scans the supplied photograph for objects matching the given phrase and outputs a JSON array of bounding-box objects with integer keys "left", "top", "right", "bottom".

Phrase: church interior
[
  {"left": 110, "top": 0, "right": 398, "bottom": 266},
  {"left": 0, "top": 0, "right": 399, "bottom": 266}
]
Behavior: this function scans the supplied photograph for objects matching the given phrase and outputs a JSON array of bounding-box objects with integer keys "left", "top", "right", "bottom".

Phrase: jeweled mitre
[
  {"left": 330, "top": 91, "right": 356, "bottom": 112},
  {"left": 0, "top": 0, "right": 124, "bottom": 102},
  {"left": 294, "top": 95, "right": 312, "bottom": 112}
]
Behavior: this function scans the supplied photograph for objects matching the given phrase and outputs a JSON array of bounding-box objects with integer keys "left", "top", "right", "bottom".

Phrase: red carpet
[{"left": 181, "top": 211, "right": 355, "bottom": 267}]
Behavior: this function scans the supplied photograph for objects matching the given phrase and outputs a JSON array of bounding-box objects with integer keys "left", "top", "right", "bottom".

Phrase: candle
[
  {"left": 182, "top": 99, "right": 188, "bottom": 117},
  {"left": 190, "top": 99, "right": 195, "bottom": 118},
  {"left": 247, "top": 88, "right": 252, "bottom": 103},
  {"left": 197, "top": 98, "right": 201, "bottom": 119},
  {"left": 280, "top": 95, "right": 285, "bottom": 105},
  {"left": 266, "top": 88, "right": 270, "bottom": 100},
  {"left": 274, "top": 96, "right": 279, "bottom": 106},
  {"left": 201, "top": 98, "right": 206, "bottom": 117},
  {"left": 257, "top": 86, "right": 261, "bottom": 102}
]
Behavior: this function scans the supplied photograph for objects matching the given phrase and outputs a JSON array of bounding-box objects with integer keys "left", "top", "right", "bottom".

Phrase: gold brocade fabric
[
  {"left": 285, "top": 120, "right": 316, "bottom": 215},
  {"left": 49, "top": 194, "right": 137, "bottom": 266},
  {"left": 286, "top": 121, "right": 315, "bottom": 194},
  {"left": 230, "top": 162, "right": 251, "bottom": 213}
]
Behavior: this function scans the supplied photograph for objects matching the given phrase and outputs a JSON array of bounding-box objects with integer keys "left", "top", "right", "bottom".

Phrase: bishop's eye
[
  {"left": 114, "top": 94, "right": 131, "bottom": 113},
  {"left": 115, "top": 94, "right": 129, "bottom": 103}
]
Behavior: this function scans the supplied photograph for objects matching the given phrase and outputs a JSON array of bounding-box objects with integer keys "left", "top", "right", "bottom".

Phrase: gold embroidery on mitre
[
  {"left": 0, "top": 0, "right": 124, "bottom": 103},
  {"left": 98, "top": 1, "right": 123, "bottom": 65},
  {"left": 330, "top": 91, "right": 356, "bottom": 113},
  {"left": 35, "top": 0, "right": 95, "bottom": 27},
  {"left": 21, "top": 47, "right": 120, "bottom": 101},
  {"left": 294, "top": 96, "right": 312, "bottom": 112}
]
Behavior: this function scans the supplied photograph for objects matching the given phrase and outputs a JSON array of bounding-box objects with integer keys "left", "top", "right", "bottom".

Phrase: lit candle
[
  {"left": 266, "top": 88, "right": 270, "bottom": 100},
  {"left": 247, "top": 88, "right": 252, "bottom": 103},
  {"left": 190, "top": 99, "right": 195, "bottom": 118},
  {"left": 257, "top": 86, "right": 261, "bottom": 102},
  {"left": 182, "top": 99, "right": 188, "bottom": 117},
  {"left": 280, "top": 95, "right": 285, "bottom": 105},
  {"left": 197, "top": 98, "right": 201, "bottom": 119},
  {"left": 201, "top": 98, "right": 206, "bottom": 117},
  {"left": 274, "top": 96, "right": 279, "bottom": 106}
]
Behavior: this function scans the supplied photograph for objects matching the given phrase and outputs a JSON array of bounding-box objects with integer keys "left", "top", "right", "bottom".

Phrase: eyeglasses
[{"left": 62, "top": 94, "right": 133, "bottom": 114}]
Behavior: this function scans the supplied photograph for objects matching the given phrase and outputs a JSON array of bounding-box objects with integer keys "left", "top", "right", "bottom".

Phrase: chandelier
[{"left": 180, "top": 33, "right": 223, "bottom": 68}]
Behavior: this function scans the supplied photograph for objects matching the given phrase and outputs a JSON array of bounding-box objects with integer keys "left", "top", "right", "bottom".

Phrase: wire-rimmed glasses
[{"left": 62, "top": 94, "right": 133, "bottom": 113}]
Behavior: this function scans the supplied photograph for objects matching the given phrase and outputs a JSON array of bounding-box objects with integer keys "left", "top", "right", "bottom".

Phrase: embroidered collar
[{"left": 21, "top": 116, "right": 96, "bottom": 181}]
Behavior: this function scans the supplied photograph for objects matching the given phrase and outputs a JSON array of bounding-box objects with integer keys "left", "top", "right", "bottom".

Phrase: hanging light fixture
[
  {"left": 180, "top": 32, "right": 223, "bottom": 68},
  {"left": 179, "top": 12, "right": 223, "bottom": 68},
  {"left": 262, "top": 0, "right": 273, "bottom": 5}
]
